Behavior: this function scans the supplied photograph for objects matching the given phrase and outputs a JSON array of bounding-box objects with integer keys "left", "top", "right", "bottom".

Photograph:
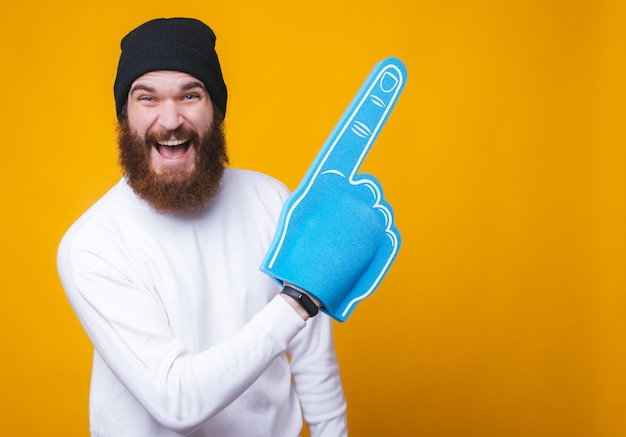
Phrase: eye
[
  {"left": 183, "top": 93, "right": 200, "bottom": 101},
  {"left": 138, "top": 96, "right": 156, "bottom": 102}
]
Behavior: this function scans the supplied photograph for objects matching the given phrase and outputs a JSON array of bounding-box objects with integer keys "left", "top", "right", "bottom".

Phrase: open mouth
[{"left": 155, "top": 138, "right": 192, "bottom": 160}]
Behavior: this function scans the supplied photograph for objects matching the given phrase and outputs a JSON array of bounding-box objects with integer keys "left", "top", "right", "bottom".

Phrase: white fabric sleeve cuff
[{"left": 252, "top": 294, "right": 306, "bottom": 348}]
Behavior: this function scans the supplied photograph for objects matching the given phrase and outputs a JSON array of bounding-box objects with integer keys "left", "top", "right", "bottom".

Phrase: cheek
[
  {"left": 188, "top": 106, "right": 214, "bottom": 132},
  {"left": 129, "top": 120, "right": 147, "bottom": 137},
  {"left": 126, "top": 108, "right": 152, "bottom": 138}
]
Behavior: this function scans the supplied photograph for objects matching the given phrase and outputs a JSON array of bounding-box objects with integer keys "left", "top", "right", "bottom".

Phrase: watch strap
[{"left": 281, "top": 285, "right": 319, "bottom": 317}]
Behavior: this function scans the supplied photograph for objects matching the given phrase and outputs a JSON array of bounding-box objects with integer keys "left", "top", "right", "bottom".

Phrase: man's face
[
  {"left": 118, "top": 70, "right": 228, "bottom": 214},
  {"left": 127, "top": 70, "right": 214, "bottom": 175}
]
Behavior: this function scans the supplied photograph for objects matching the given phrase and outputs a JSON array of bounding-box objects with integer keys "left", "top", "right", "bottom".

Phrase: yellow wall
[{"left": 2, "top": 1, "right": 625, "bottom": 435}]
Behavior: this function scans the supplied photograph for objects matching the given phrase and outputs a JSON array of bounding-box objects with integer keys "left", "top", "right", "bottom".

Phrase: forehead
[{"left": 130, "top": 71, "right": 206, "bottom": 92}]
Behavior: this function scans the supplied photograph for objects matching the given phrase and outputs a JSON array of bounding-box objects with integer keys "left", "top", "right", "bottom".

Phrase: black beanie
[{"left": 113, "top": 18, "right": 227, "bottom": 118}]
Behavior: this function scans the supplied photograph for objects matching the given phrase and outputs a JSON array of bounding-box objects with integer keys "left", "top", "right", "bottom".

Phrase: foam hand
[{"left": 261, "top": 58, "right": 407, "bottom": 322}]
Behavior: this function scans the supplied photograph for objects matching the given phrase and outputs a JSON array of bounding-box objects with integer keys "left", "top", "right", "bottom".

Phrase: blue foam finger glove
[{"left": 261, "top": 58, "right": 407, "bottom": 322}]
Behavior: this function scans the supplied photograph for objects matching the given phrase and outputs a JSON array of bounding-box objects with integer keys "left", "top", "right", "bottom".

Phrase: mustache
[{"left": 144, "top": 126, "right": 200, "bottom": 144}]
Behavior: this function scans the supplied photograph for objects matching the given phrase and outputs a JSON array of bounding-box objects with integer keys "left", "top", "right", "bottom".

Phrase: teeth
[{"left": 157, "top": 139, "right": 187, "bottom": 147}]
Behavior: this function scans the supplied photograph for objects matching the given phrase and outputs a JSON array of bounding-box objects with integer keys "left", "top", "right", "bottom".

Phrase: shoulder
[
  {"left": 57, "top": 179, "right": 148, "bottom": 265},
  {"left": 223, "top": 168, "right": 289, "bottom": 194},
  {"left": 220, "top": 168, "right": 291, "bottom": 205}
]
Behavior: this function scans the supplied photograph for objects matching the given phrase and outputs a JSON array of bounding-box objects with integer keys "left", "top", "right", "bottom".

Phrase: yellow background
[{"left": 2, "top": 1, "right": 625, "bottom": 435}]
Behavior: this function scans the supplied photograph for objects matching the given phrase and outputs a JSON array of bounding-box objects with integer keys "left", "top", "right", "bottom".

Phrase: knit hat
[{"left": 113, "top": 18, "right": 227, "bottom": 118}]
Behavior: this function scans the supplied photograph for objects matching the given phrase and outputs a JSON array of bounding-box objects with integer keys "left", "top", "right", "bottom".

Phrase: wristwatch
[{"left": 281, "top": 285, "right": 319, "bottom": 317}]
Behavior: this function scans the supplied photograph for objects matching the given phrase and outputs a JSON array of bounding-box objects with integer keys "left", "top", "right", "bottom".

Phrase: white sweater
[{"left": 57, "top": 169, "right": 347, "bottom": 437}]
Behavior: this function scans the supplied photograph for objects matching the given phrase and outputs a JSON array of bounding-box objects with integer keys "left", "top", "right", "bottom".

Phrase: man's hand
[{"left": 262, "top": 58, "right": 407, "bottom": 322}]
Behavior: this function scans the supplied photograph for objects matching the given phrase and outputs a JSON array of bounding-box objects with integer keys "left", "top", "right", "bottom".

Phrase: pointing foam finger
[{"left": 308, "top": 58, "right": 407, "bottom": 182}]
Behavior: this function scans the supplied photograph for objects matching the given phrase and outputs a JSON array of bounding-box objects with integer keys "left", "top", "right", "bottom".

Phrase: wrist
[{"left": 281, "top": 285, "right": 319, "bottom": 319}]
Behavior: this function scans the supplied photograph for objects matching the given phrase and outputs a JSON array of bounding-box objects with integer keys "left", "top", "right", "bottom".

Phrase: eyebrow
[
  {"left": 181, "top": 80, "right": 207, "bottom": 92},
  {"left": 129, "top": 80, "right": 207, "bottom": 97},
  {"left": 129, "top": 84, "right": 155, "bottom": 96}
]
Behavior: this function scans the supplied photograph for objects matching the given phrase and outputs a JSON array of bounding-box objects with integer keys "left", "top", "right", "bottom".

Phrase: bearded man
[{"left": 57, "top": 18, "right": 347, "bottom": 437}]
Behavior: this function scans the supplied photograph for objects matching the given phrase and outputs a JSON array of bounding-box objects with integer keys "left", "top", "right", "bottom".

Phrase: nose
[{"left": 157, "top": 100, "right": 184, "bottom": 131}]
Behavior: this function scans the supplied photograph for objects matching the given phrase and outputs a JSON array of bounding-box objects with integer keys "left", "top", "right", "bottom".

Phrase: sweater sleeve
[
  {"left": 57, "top": 235, "right": 305, "bottom": 435},
  {"left": 288, "top": 314, "right": 348, "bottom": 436}
]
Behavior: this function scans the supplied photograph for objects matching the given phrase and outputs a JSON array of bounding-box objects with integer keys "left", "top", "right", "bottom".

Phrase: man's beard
[{"left": 117, "top": 113, "right": 229, "bottom": 215}]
